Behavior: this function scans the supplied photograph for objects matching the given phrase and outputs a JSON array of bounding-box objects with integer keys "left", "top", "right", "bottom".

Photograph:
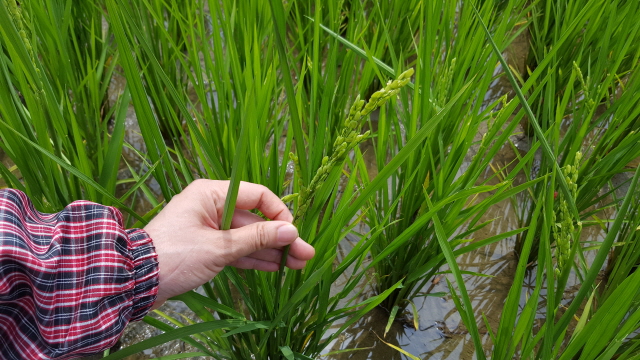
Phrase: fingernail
[{"left": 277, "top": 224, "right": 298, "bottom": 244}]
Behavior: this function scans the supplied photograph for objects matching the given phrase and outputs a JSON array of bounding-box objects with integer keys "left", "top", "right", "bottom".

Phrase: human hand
[{"left": 143, "top": 180, "right": 315, "bottom": 309}]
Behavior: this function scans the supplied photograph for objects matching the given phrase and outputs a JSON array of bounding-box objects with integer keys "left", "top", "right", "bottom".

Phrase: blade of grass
[{"left": 102, "top": 320, "right": 264, "bottom": 360}]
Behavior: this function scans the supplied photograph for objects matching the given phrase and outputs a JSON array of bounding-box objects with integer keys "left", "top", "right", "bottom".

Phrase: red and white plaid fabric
[{"left": 0, "top": 189, "right": 159, "bottom": 359}]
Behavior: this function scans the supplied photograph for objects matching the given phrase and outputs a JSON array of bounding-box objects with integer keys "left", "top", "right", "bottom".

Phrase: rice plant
[
  {"left": 287, "top": 0, "right": 422, "bottom": 96},
  {"left": 512, "top": 0, "right": 640, "bottom": 263},
  {"left": 103, "top": 2, "right": 436, "bottom": 355},
  {"left": 481, "top": 156, "right": 640, "bottom": 359},
  {"left": 462, "top": 9, "right": 640, "bottom": 358},
  {"left": 393, "top": 5, "right": 640, "bottom": 355},
  {"left": 357, "top": 0, "right": 533, "bottom": 323},
  {"left": 101, "top": 0, "right": 476, "bottom": 358},
  {"left": 0, "top": 0, "right": 147, "bottom": 218},
  {"left": 430, "top": 166, "right": 640, "bottom": 359},
  {"left": 3, "top": 0, "right": 640, "bottom": 359}
]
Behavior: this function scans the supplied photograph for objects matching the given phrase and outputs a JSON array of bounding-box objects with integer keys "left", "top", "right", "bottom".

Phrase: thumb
[{"left": 224, "top": 221, "right": 299, "bottom": 260}]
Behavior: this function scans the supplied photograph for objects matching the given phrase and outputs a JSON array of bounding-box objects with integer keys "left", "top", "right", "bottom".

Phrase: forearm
[{"left": 0, "top": 189, "right": 159, "bottom": 359}]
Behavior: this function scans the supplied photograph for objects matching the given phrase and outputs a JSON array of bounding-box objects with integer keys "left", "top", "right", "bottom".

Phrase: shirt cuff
[{"left": 125, "top": 228, "right": 159, "bottom": 321}]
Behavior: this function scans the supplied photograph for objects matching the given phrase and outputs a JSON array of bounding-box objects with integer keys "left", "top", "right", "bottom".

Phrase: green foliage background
[{"left": 1, "top": 0, "right": 640, "bottom": 359}]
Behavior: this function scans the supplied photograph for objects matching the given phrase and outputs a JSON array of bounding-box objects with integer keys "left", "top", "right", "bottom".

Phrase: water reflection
[{"left": 326, "top": 307, "right": 404, "bottom": 360}]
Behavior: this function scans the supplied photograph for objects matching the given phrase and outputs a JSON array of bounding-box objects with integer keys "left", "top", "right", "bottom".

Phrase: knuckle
[
  {"left": 254, "top": 223, "right": 270, "bottom": 249},
  {"left": 261, "top": 184, "right": 276, "bottom": 198},
  {"left": 188, "top": 178, "right": 208, "bottom": 191}
]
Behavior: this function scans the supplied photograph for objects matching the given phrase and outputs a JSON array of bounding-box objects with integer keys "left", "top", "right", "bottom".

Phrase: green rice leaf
[
  {"left": 98, "top": 86, "right": 130, "bottom": 200},
  {"left": 171, "top": 291, "right": 245, "bottom": 320},
  {"left": 222, "top": 321, "right": 271, "bottom": 338},
  {"left": 384, "top": 306, "right": 399, "bottom": 337},
  {"left": 142, "top": 317, "right": 217, "bottom": 357},
  {"left": 102, "top": 320, "right": 253, "bottom": 360},
  {"left": 425, "top": 193, "right": 485, "bottom": 360},
  {"left": 280, "top": 346, "right": 295, "bottom": 360},
  {"left": 152, "top": 353, "right": 211, "bottom": 360}
]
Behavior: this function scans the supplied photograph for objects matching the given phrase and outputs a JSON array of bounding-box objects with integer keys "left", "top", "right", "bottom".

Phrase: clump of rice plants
[
  {"left": 457, "top": 10, "right": 640, "bottom": 359},
  {"left": 480, "top": 146, "right": 640, "bottom": 360},
  {"left": 414, "top": 166, "right": 640, "bottom": 360},
  {"left": 512, "top": 0, "right": 640, "bottom": 263},
  {"left": 102, "top": 43, "right": 421, "bottom": 359},
  {"left": 287, "top": 0, "right": 423, "bottom": 97},
  {"left": 0, "top": 0, "right": 144, "bottom": 218},
  {"left": 356, "top": 0, "right": 533, "bottom": 324},
  {"left": 104, "top": 0, "right": 464, "bottom": 357}
]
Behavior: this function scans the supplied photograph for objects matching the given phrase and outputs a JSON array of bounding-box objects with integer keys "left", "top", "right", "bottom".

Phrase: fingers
[
  {"left": 234, "top": 181, "right": 293, "bottom": 222},
  {"left": 221, "top": 221, "right": 299, "bottom": 260},
  {"left": 288, "top": 238, "right": 315, "bottom": 261},
  {"left": 197, "top": 180, "right": 292, "bottom": 222},
  {"left": 230, "top": 209, "right": 264, "bottom": 229},
  {"left": 229, "top": 257, "right": 280, "bottom": 272},
  {"left": 247, "top": 248, "right": 309, "bottom": 268},
  {"left": 218, "top": 220, "right": 315, "bottom": 265},
  {"left": 229, "top": 250, "right": 309, "bottom": 270},
  {"left": 227, "top": 243, "right": 313, "bottom": 270},
  {"left": 240, "top": 247, "right": 283, "bottom": 262},
  {"left": 230, "top": 210, "right": 313, "bottom": 260}
]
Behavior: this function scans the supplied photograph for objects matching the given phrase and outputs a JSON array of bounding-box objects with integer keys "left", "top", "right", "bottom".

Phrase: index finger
[{"left": 233, "top": 181, "right": 293, "bottom": 222}]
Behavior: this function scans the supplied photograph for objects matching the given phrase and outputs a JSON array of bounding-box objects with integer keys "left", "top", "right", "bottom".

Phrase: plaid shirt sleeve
[{"left": 0, "top": 189, "right": 159, "bottom": 359}]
